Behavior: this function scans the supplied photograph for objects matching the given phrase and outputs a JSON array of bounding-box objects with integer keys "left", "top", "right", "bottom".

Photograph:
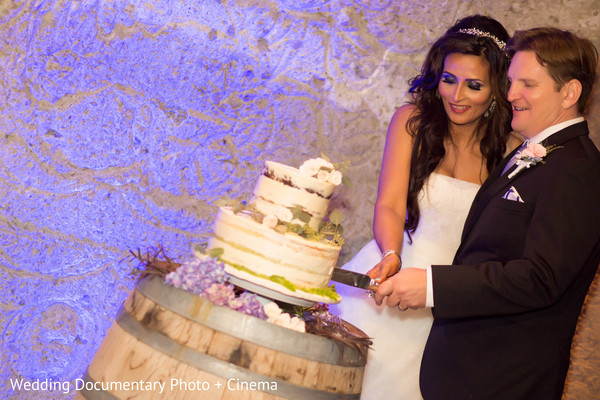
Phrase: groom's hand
[{"left": 374, "top": 268, "right": 427, "bottom": 309}]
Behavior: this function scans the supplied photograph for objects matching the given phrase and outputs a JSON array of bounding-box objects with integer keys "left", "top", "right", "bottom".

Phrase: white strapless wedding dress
[{"left": 330, "top": 173, "right": 480, "bottom": 400}]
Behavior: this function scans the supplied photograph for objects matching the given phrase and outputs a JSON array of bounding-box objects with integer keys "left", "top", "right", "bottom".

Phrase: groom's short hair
[{"left": 507, "top": 27, "right": 598, "bottom": 115}]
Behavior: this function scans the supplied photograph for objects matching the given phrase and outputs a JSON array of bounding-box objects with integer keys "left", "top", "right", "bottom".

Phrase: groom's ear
[{"left": 561, "top": 79, "right": 582, "bottom": 111}]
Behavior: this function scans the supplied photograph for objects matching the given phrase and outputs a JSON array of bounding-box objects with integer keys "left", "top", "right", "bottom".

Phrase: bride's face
[{"left": 438, "top": 53, "right": 494, "bottom": 129}]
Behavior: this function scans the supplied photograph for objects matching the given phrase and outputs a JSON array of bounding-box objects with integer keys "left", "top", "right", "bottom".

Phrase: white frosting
[
  {"left": 208, "top": 207, "right": 340, "bottom": 288},
  {"left": 252, "top": 160, "right": 335, "bottom": 230}
]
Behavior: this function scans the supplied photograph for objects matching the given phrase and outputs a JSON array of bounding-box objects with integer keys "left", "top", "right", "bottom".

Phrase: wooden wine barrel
[{"left": 75, "top": 277, "right": 366, "bottom": 400}]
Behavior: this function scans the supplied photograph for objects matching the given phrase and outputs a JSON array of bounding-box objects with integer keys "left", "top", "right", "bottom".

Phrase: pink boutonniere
[{"left": 508, "top": 142, "right": 561, "bottom": 179}]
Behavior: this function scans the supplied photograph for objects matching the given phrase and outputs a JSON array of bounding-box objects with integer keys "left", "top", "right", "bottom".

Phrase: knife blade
[{"left": 331, "top": 268, "right": 377, "bottom": 290}]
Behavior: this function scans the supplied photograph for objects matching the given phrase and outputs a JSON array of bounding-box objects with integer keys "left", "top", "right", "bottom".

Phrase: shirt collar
[{"left": 528, "top": 117, "right": 585, "bottom": 144}]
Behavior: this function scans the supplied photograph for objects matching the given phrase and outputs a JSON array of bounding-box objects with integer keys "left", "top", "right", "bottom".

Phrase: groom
[{"left": 375, "top": 27, "right": 600, "bottom": 399}]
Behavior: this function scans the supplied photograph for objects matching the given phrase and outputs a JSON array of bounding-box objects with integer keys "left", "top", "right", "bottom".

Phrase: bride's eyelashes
[
  {"left": 441, "top": 73, "right": 456, "bottom": 84},
  {"left": 440, "top": 73, "right": 484, "bottom": 91}
]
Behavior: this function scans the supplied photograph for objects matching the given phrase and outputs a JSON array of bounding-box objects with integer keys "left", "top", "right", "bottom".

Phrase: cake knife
[{"left": 331, "top": 268, "right": 378, "bottom": 290}]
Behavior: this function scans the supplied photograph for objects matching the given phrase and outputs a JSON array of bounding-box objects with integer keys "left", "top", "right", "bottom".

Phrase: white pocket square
[{"left": 502, "top": 186, "right": 524, "bottom": 203}]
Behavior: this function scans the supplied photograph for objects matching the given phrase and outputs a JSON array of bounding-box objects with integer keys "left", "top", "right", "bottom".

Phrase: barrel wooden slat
[
  {"left": 271, "top": 350, "right": 311, "bottom": 384},
  {"left": 79, "top": 277, "right": 365, "bottom": 399},
  {"left": 317, "top": 363, "right": 362, "bottom": 393},
  {"left": 240, "top": 341, "right": 277, "bottom": 375},
  {"left": 87, "top": 324, "right": 229, "bottom": 400},
  {"left": 171, "top": 362, "right": 227, "bottom": 400},
  {"left": 87, "top": 324, "right": 138, "bottom": 381},
  {"left": 126, "top": 289, "right": 217, "bottom": 353},
  {"left": 177, "top": 315, "right": 215, "bottom": 352},
  {"left": 208, "top": 331, "right": 245, "bottom": 361},
  {"left": 301, "top": 359, "right": 321, "bottom": 390}
]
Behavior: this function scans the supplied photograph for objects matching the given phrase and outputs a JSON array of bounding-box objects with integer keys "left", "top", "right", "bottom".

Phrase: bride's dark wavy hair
[{"left": 404, "top": 15, "right": 512, "bottom": 236}]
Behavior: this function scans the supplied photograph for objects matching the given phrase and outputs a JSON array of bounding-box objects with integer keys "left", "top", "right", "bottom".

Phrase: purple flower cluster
[
  {"left": 165, "top": 257, "right": 227, "bottom": 291},
  {"left": 165, "top": 257, "right": 266, "bottom": 319},
  {"left": 229, "top": 291, "right": 266, "bottom": 318}
]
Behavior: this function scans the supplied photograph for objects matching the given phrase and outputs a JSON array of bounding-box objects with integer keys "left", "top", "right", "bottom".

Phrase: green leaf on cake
[
  {"left": 290, "top": 224, "right": 304, "bottom": 235},
  {"left": 342, "top": 175, "right": 353, "bottom": 188},
  {"left": 329, "top": 208, "right": 343, "bottom": 225},
  {"left": 290, "top": 205, "right": 311, "bottom": 223},
  {"left": 192, "top": 243, "right": 207, "bottom": 258},
  {"left": 274, "top": 225, "right": 288, "bottom": 234}
]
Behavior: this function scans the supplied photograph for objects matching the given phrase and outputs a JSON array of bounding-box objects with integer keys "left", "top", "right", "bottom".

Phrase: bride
[{"left": 331, "top": 15, "right": 520, "bottom": 399}]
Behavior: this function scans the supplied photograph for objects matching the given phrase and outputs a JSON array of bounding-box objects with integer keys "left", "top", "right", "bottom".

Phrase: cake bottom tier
[{"left": 208, "top": 207, "right": 340, "bottom": 289}]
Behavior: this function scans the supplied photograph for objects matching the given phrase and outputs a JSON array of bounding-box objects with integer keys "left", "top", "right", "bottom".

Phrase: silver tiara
[{"left": 458, "top": 28, "right": 508, "bottom": 54}]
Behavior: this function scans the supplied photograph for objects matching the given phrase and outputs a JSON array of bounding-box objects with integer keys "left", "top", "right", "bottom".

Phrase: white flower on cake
[
  {"left": 317, "top": 169, "right": 330, "bottom": 182},
  {"left": 299, "top": 157, "right": 342, "bottom": 186},
  {"left": 262, "top": 214, "right": 278, "bottom": 229},
  {"left": 299, "top": 159, "right": 322, "bottom": 176},
  {"left": 274, "top": 205, "right": 293, "bottom": 223},
  {"left": 263, "top": 302, "right": 306, "bottom": 332},
  {"left": 315, "top": 157, "right": 334, "bottom": 170},
  {"left": 328, "top": 170, "right": 342, "bottom": 185}
]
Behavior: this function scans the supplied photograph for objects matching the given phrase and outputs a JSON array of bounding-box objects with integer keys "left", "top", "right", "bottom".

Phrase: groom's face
[{"left": 507, "top": 51, "right": 567, "bottom": 138}]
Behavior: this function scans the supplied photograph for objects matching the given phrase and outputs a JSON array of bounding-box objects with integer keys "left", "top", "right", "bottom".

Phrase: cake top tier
[
  {"left": 265, "top": 158, "right": 342, "bottom": 196},
  {"left": 252, "top": 158, "right": 343, "bottom": 230}
]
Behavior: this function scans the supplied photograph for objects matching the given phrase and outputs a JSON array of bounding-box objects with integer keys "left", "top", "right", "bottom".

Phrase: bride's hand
[{"left": 367, "top": 255, "right": 401, "bottom": 283}]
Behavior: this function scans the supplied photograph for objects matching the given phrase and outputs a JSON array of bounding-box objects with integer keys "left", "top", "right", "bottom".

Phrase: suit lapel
[
  {"left": 460, "top": 143, "right": 521, "bottom": 241},
  {"left": 459, "top": 121, "right": 589, "bottom": 245}
]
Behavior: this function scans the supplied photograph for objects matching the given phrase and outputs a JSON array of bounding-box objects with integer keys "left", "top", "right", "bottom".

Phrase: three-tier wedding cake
[{"left": 207, "top": 158, "right": 344, "bottom": 304}]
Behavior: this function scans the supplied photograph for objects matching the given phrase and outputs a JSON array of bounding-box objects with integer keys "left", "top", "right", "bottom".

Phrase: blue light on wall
[
  {"left": 1, "top": 1, "right": 376, "bottom": 396},
  {"left": 10, "top": 0, "right": 598, "bottom": 398}
]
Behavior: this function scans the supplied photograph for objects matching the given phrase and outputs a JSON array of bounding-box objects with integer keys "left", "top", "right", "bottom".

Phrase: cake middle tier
[
  {"left": 252, "top": 160, "right": 335, "bottom": 230},
  {"left": 207, "top": 207, "right": 340, "bottom": 289}
]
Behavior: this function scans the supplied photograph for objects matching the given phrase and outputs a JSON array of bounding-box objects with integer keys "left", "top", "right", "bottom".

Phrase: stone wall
[{"left": 0, "top": 0, "right": 598, "bottom": 398}]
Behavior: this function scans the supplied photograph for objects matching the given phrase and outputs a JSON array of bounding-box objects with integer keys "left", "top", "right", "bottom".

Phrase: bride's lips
[
  {"left": 512, "top": 105, "right": 528, "bottom": 111},
  {"left": 449, "top": 103, "right": 470, "bottom": 113}
]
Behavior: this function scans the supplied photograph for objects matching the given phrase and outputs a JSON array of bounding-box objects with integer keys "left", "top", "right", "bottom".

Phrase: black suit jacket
[{"left": 420, "top": 121, "right": 600, "bottom": 400}]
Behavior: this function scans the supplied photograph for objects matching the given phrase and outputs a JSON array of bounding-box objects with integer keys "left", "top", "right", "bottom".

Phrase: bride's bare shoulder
[
  {"left": 388, "top": 104, "right": 419, "bottom": 135},
  {"left": 391, "top": 103, "right": 419, "bottom": 122}
]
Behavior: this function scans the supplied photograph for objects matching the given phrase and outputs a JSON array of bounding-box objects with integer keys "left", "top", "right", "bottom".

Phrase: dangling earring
[
  {"left": 435, "top": 90, "right": 440, "bottom": 99},
  {"left": 484, "top": 99, "right": 496, "bottom": 118}
]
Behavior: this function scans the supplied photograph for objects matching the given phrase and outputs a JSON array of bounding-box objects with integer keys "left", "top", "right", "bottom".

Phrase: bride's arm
[{"left": 367, "top": 104, "right": 416, "bottom": 282}]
